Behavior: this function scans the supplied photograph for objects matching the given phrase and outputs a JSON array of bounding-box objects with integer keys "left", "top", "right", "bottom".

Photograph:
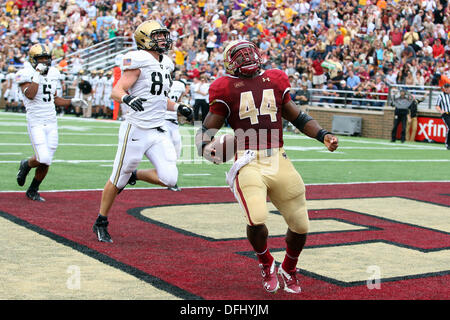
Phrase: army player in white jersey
[
  {"left": 165, "top": 70, "right": 187, "bottom": 191},
  {"left": 92, "top": 20, "right": 193, "bottom": 243},
  {"left": 16, "top": 44, "right": 88, "bottom": 201},
  {"left": 5, "top": 66, "right": 19, "bottom": 112},
  {"left": 102, "top": 70, "right": 114, "bottom": 118}
]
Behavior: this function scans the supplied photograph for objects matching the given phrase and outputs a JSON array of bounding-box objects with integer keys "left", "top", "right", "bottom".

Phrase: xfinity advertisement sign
[{"left": 415, "top": 117, "right": 447, "bottom": 143}]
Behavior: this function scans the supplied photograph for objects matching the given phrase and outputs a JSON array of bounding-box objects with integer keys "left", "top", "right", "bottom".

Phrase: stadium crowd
[{"left": 1, "top": 0, "right": 450, "bottom": 114}]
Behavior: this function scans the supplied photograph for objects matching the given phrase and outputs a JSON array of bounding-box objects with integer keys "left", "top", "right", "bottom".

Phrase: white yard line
[
  {"left": 0, "top": 143, "right": 117, "bottom": 146},
  {"left": 0, "top": 180, "right": 448, "bottom": 193},
  {"left": 0, "top": 158, "right": 449, "bottom": 164},
  {"left": 289, "top": 159, "right": 450, "bottom": 162}
]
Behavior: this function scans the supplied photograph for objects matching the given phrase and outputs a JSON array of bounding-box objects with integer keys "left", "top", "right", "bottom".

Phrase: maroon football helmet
[{"left": 223, "top": 40, "right": 262, "bottom": 77}]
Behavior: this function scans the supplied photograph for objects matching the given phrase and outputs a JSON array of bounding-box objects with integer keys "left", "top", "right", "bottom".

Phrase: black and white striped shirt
[{"left": 436, "top": 92, "right": 450, "bottom": 113}]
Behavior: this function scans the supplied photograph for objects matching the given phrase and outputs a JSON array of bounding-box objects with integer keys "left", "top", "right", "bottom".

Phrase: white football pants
[
  {"left": 110, "top": 122, "right": 178, "bottom": 189},
  {"left": 164, "top": 119, "right": 182, "bottom": 159},
  {"left": 27, "top": 121, "right": 58, "bottom": 165}
]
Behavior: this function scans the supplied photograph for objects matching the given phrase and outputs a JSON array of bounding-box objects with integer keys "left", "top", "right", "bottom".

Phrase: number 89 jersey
[
  {"left": 121, "top": 50, "right": 174, "bottom": 129},
  {"left": 208, "top": 69, "right": 292, "bottom": 150},
  {"left": 17, "top": 66, "right": 60, "bottom": 124}
]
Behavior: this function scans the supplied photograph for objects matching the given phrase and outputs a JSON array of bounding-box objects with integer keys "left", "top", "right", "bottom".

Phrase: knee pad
[
  {"left": 158, "top": 165, "right": 178, "bottom": 187},
  {"left": 111, "top": 171, "right": 133, "bottom": 189},
  {"left": 34, "top": 146, "right": 52, "bottom": 166},
  {"left": 38, "top": 156, "right": 52, "bottom": 166},
  {"left": 286, "top": 206, "right": 310, "bottom": 235}
]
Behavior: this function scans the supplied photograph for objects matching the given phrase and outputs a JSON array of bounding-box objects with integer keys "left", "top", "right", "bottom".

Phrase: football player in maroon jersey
[{"left": 196, "top": 40, "right": 338, "bottom": 294}]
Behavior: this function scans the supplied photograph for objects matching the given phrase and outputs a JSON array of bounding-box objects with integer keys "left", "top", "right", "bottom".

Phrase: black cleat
[
  {"left": 167, "top": 184, "right": 181, "bottom": 192},
  {"left": 17, "top": 159, "right": 31, "bottom": 187},
  {"left": 93, "top": 220, "right": 113, "bottom": 243},
  {"left": 117, "top": 170, "right": 137, "bottom": 195},
  {"left": 26, "top": 189, "right": 45, "bottom": 202}
]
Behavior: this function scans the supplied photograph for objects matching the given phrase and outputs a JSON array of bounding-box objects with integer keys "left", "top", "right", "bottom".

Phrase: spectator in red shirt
[
  {"left": 311, "top": 58, "right": 326, "bottom": 88},
  {"left": 335, "top": 30, "right": 344, "bottom": 46},
  {"left": 432, "top": 39, "right": 445, "bottom": 60},
  {"left": 389, "top": 26, "right": 404, "bottom": 59}
]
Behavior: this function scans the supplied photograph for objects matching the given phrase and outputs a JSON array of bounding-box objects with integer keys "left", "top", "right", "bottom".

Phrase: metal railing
[
  {"left": 54, "top": 36, "right": 135, "bottom": 76},
  {"left": 300, "top": 84, "right": 441, "bottom": 111}
]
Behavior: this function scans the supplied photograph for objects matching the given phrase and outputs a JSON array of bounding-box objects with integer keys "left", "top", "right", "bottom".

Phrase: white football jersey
[
  {"left": 56, "top": 72, "right": 65, "bottom": 96},
  {"left": 166, "top": 80, "right": 186, "bottom": 120},
  {"left": 0, "top": 73, "right": 4, "bottom": 94},
  {"left": 121, "top": 49, "right": 174, "bottom": 129},
  {"left": 91, "top": 76, "right": 100, "bottom": 92},
  {"left": 103, "top": 76, "right": 114, "bottom": 94},
  {"left": 95, "top": 76, "right": 107, "bottom": 96},
  {"left": 16, "top": 66, "right": 60, "bottom": 123},
  {"left": 7, "top": 72, "right": 18, "bottom": 91}
]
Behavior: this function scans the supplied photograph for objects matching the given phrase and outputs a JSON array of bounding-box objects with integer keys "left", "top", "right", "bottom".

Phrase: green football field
[{"left": 0, "top": 111, "right": 449, "bottom": 192}]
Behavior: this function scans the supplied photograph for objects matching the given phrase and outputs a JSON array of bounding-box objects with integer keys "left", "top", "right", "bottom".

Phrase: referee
[{"left": 435, "top": 83, "right": 450, "bottom": 150}]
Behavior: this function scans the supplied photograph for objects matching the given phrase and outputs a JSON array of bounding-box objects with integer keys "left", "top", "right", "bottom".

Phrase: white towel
[{"left": 225, "top": 150, "right": 256, "bottom": 192}]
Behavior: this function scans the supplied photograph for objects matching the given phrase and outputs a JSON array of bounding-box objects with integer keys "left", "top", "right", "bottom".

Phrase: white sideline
[
  {"left": 1, "top": 158, "right": 450, "bottom": 164},
  {"left": 1, "top": 180, "right": 449, "bottom": 194}
]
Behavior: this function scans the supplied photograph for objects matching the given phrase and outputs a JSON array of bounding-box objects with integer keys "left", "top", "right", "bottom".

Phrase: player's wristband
[
  {"left": 32, "top": 71, "right": 41, "bottom": 83},
  {"left": 316, "top": 129, "right": 331, "bottom": 143}
]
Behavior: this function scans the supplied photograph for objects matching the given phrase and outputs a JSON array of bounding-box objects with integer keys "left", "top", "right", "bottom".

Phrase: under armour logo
[{"left": 262, "top": 77, "right": 270, "bottom": 82}]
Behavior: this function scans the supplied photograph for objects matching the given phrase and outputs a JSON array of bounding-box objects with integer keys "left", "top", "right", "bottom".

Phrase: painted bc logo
[
  {"left": 0, "top": 182, "right": 449, "bottom": 300},
  {"left": 132, "top": 196, "right": 450, "bottom": 291}
]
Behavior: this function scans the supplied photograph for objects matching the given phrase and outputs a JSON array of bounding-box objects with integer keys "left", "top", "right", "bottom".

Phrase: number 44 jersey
[
  {"left": 16, "top": 66, "right": 61, "bottom": 124},
  {"left": 208, "top": 69, "right": 292, "bottom": 150},
  {"left": 121, "top": 50, "right": 174, "bottom": 129}
]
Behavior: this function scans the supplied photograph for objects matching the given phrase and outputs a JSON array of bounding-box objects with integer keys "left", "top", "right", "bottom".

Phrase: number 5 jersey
[{"left": 16, "top": 66, "right": 61, "bottom": 124}]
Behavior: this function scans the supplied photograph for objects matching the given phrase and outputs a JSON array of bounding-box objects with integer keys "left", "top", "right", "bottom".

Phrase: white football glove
[
  {"left": 71, "top": 98, "right": 88, "bottom": 109},
  {"left": 35, "top": 63, "right": 49, "bottom": 75}
]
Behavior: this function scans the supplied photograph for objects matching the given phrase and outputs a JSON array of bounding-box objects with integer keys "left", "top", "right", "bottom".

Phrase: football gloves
[
  {"left": 35, "top": 63, "right": 49, "bottom": 75},
  {"left": 177, "top": 103, "right": 193, "bottom": 121},
  {"left": 70, "top": 98, "right": 88, "bottom": 109},
  {"left": 122, "top": 94, "right": 146, "bottom": 112}
]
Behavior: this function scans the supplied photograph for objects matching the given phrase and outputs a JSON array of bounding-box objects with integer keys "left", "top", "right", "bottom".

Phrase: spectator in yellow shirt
[
  {"left": 174, "top": 46, "right": 187, "bottom": 67},
  {"left": 5, "top": 1, "right": 14, "bottom": 16},
  {"left": 283, "top": 5, "right": 298, "bottom": 25}
]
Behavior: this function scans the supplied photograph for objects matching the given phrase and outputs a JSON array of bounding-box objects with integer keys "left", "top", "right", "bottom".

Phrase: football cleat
[
  {"left": 167, "top": 184, "right": 181, "bottom": 192},
  {"left": 93, "top": 220, "right": 113, "bottom": 243},
  {"left": 17, "top": 159, "right": 31, "bottom": 187},
  {"left": 26, "top": 189, "right": 45, "bottom": 202},
  {"left": 259, "top": 260, "right": 279, "bottom": 293},
  {"left": 278, "top": 266, "right": 302, "bottom": 294}
]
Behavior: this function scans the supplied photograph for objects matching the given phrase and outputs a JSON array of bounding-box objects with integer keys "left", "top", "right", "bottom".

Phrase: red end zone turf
[{"left": 0, "top": 182, "right": 449, "bottom": 300}]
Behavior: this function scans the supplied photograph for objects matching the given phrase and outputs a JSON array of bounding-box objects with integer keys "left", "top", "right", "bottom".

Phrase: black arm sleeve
[{"left": 290, "top": 111, "right": 313, "bottom": 132}]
